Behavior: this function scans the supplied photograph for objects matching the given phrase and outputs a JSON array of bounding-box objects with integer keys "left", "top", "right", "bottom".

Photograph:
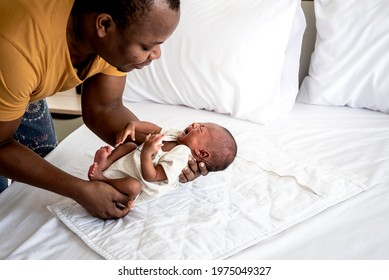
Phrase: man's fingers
[
  {"left": 187, "top": 157, "right": 199, "bottom": 173},
  {"left": 180, "top": 166, "right": 195, "bottom": 182},
  {"left": 115, "top": 205, "right": 131, "bottom": 218},
  {"left": 115, "top": 194, "right": 129, "bottom": 209},
  {"left": 198, "top": 162, "right": 209, "bottom": 176},
  {"left": 179, "top": 159, "right": 210, "bottom": 183},
  {"left": 179, "top": 171, "right": 188, "bottom": 183}
]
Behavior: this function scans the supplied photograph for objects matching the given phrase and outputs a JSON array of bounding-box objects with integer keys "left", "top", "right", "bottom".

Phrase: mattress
[{"left": 1, "top": 101, "right": 388, "bottom": 259}]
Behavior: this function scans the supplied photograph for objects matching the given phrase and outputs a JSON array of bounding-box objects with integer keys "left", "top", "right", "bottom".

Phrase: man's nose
[{"left": 149, "top": 45, "right": 161, "bottom": 60}]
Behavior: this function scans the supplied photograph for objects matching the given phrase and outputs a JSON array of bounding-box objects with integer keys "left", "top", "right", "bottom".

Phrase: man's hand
[
  {"left": 179, "top": 156, "right": 209, "bottom": 183},
  {"left": 75, "top": 180, "right": 133, "bottom": 220}
]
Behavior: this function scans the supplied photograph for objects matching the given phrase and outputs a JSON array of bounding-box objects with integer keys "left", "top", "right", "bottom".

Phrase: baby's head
[{"left": 177, "top": 122, "right": 237, "bottom": 172}]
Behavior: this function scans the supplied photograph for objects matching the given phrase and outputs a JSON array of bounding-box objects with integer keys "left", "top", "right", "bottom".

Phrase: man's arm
[
  {"left": 0, "top": 118, "right": 131, "bottom": 219},
  {"left": 81, "top": 74, "right": 145, "bottom": 146}
]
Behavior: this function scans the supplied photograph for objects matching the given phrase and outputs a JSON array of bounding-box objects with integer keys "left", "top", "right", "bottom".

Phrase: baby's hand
[
  {"left": 142, "top": 133, "right": 164, "bottom": 157},
  {"left": 116, "top": 122, "right": 137, "bottom": 147}
]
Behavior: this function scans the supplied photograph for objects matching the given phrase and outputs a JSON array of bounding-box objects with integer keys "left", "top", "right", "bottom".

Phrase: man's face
[{"left": 98, "top": 2, "right": 180, "bottom": 72}]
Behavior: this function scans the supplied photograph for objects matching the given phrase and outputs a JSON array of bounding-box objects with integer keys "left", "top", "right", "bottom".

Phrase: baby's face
[
  {"left": 177, "top": 122, "right": 220, "bottom": 149},
  {"left": 178, "top": 122, "right": 231, "bottom": 171}
]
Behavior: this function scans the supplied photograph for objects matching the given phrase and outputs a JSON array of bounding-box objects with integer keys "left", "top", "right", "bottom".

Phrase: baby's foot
[
  {"left": 88, "top": 162, "right": 104, "bottom": 181},
  {"left": 93, "top": 146, "right": 112, "bottom": 171}
]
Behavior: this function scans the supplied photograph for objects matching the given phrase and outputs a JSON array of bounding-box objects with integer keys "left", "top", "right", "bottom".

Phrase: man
[{"left": 0, "top": 0, "right": 207, "bottom": 219}]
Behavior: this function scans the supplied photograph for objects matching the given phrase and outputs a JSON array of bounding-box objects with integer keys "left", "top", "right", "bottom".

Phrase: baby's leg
[
  {"left": 93, "top": 146, "right": 113, "bottom": 171},
  {"left": 88, "top": 162, "right": 104, "bottom": 181},
  {"left": 88, "top": 143, "right": 137, "bottom": 181},
  {"left": 88, "top": 146, "right": 113, "bottom": 181},
  {"left": 103, "top": 176, "right": 142, "bottom": 203}
]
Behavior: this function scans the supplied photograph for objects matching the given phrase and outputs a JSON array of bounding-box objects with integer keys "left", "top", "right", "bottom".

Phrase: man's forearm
[
  {"left": 0, "top": 139, "right": 85, "bottom": 198},
  {"left": 83, "top": 102, "right": 139, "bottom": 146},
  {"left": 80, "top": 74, "right": 140, "bottom": 146}
]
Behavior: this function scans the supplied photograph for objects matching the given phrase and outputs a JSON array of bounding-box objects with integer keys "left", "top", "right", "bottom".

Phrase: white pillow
[
  {"left": 298, "top": 0, "right": 389, "bottom": 113},
  {"left": 123, "top": 0, "right": 305, "bottom": 124}
]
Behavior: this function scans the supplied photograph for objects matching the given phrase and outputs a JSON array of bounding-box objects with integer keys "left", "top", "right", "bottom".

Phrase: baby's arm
[
  {"left": 140, "top": 133, "right": 168, "bottom": 182},
  {"left": 116, "top": 120, "right": 162, "bottom": 147}
]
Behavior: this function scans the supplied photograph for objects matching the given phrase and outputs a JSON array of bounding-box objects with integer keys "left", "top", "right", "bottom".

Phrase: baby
[{"left": 88, "top": 120, "right": 237, "bottom": 206}]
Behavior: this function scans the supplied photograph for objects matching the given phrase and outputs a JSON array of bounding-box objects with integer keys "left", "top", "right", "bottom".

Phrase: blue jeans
[{"left": 0, "top": 100, "right": 58, "bottom": 192}]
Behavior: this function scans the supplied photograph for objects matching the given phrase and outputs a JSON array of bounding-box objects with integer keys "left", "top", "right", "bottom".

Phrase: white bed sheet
[
  {"left": 46, "top": 133, "right": 367, "bottom": 260},
  {"left": 1, "top": 101, "right": 389, "bottom": 259}
]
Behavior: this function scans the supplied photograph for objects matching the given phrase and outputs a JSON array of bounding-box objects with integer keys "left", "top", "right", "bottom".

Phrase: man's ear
[
  {"left": 96, "top": 14, "right": 113, "bottom": 38},
  {"left": 195, "top": 148, "right": 210, "bottom": 159}
]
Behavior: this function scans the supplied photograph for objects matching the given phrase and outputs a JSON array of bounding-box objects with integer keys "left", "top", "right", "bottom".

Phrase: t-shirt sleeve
[
  {"left": 0, "top": 38, "right": 37, "bottom": 121},
  {"left": 95, "top": 56, "right": 127, "bottom": 77},
  {"left": 158, "top": 145, "right": 191, "bottom": 185},
  {"left": 101, "top": 65, "right": 127, "bottom": 77}
]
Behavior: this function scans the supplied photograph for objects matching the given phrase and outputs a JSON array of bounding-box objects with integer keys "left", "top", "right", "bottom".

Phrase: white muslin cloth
[{"left": 48, "top": 132, "right": 369, "bottom": 260}]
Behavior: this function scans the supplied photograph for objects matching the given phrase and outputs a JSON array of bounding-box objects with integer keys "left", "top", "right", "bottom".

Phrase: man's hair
[
  {"left": 208, "top": 127, "right": 237, "bottom": 172},
  {"left": 73, "top": 0, "right": 180, "bottom": 31}
]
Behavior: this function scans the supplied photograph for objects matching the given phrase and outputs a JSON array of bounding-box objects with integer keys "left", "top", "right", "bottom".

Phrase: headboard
[{"left": 299, "top": 0, "right": 315, "bottom": 84}]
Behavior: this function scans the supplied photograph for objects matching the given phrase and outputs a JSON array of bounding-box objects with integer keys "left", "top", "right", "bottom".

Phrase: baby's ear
[{"left": 195, "top": 148, "right": 210, "bottom": 159}]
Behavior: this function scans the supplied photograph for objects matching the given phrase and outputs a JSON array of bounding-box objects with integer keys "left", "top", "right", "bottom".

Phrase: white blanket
[{"left": 48, "top": 132, "right": 368, "bottom": 260}]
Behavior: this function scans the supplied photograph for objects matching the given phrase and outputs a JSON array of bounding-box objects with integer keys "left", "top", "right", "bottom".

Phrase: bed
[{"left": 1, "top": 0, "right": 389, "bottom": 260}]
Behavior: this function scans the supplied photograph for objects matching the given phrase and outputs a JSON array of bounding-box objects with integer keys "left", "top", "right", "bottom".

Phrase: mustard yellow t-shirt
[{"left": 0, "top": 0, "right": 126, "bottom": 121}]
